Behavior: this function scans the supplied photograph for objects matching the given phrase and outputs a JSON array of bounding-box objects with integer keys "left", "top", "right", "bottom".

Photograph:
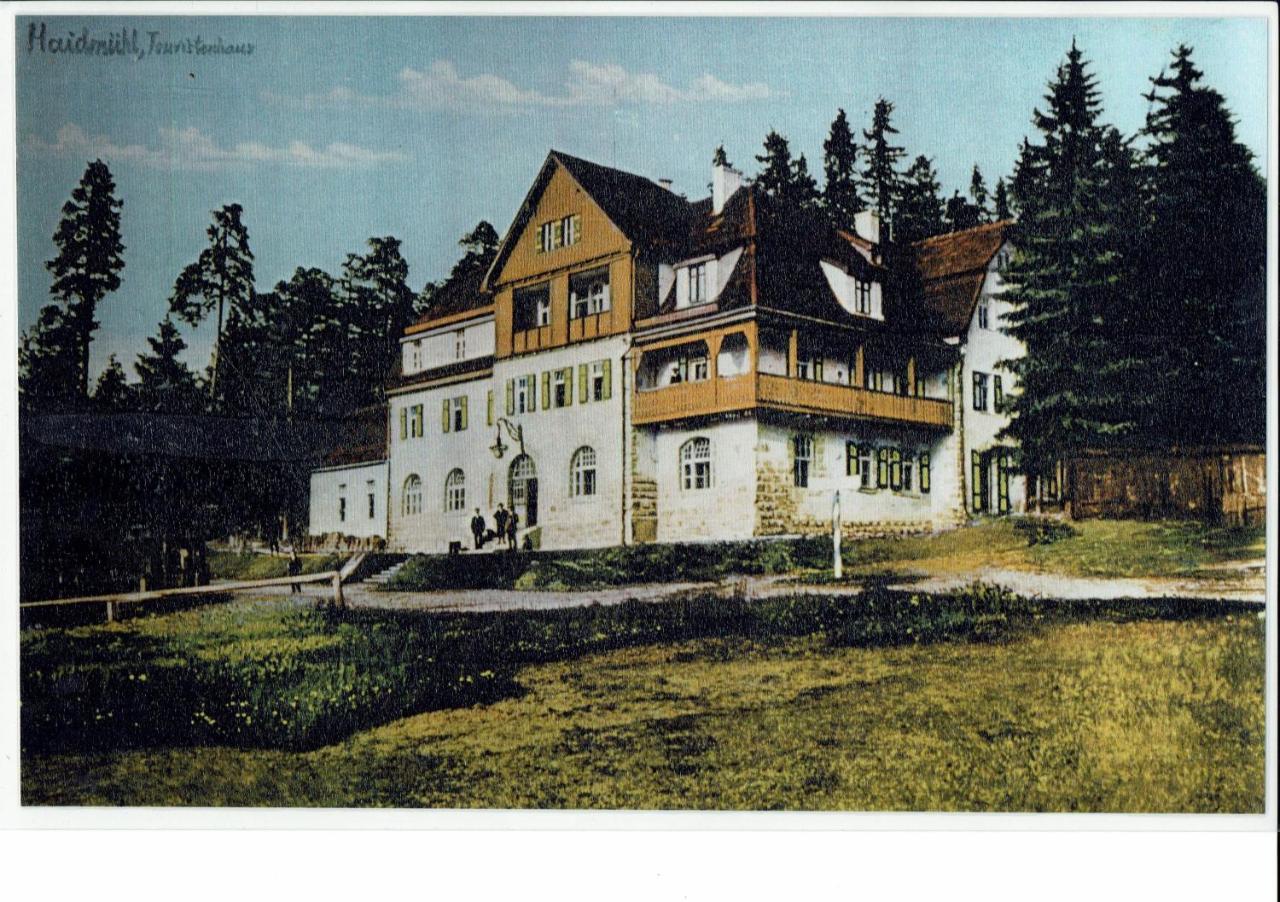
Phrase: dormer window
[
  {"left": 854, "top": 278, "right": 871, "bottom": 315},
  {"left": 688, "top": 262, "right": 709, "bottom": 305},
  {"left": 570, "top": 267, "right": 610, "bottom": 319}
]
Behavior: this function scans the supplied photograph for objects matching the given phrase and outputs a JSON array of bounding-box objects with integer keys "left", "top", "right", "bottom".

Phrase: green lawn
[
  {"left": 21, "top": 590, "right": 1265, "bottom": 811},
  {"left": 383, "top": 520, "right": 1265, "bottom": 593},
  {"left": 208, "top": 551, "right": 345, "bottom": 581}
]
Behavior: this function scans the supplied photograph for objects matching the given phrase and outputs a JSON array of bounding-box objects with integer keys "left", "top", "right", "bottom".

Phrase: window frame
[
  {"left": 570, "top": 446, "right": 598, "bottom": 498},
  {"left": 402, "top": 475, "right": 423, "bottom": 516},
  {"left": 793, "top": 434, "right": 813, "bottom": 488},
  {"left": 570, "top": 267, "right": 611, "bottom": 320},
  {"left": 444, "top": 468, "right": 466, "bottom": 513},
  {"left": 854, "top": 278, "right": 871, "bottom": 315},
  {"left": 680, "top": 437, "right": 713, "bottom": 491},
  {"left": 687, "top": 261, "right": 709, "bottom": 305},
  {"left": 972, "top": 371, "right": 989, "bottom": 412}
]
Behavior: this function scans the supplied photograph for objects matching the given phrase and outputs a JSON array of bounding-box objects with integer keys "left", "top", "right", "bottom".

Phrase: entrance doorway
[{"left": 509, "top": 454, "right": 538, "bottom": 527}]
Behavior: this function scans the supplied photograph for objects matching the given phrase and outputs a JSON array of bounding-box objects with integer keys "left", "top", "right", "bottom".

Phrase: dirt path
[{"left": 250, "top": 560, "right": 1264, "bottom": 614}]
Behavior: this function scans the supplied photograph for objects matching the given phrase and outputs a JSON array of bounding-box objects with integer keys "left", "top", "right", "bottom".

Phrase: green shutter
[
  {"left": 994, "top": 375, "right": 1004, "bottom": 412},
  {"left": 601, "top": 359, "right": 612, "bottom": 400},
  {"left": 460, "top": 396, "right": 468, "bottom": 431},
  {"left": 527, "top": 374, "right": 536, "bottom": 410},
  {"left": 563, "top": 368, "right": 574, "bottom": 405},
  {"left": 579, "top": 364, "right": 589, "bottom": 403},
  {"left": 442, "top": 399, "right": 451, "bottom": 433},
  {"left": 399, "top": 408, "right": 407, "bottom": 441},
  {"left": 877, "top": 448, "right": 888, "bottom": 488},
  {"left": 846, "top": 442, "right": 856, "bottom": 477},
  {"left": 920, "top": 452, "right": 931, "bottom": 493},
  {"left": 487, "top": 390, "right": 494, "bottom": 426},
  {"left": 571, "top": 214, "right": 581, "bottom": 245},
  {"left": 541, "top": 371, "right": 551, "bottom": 410},
  {"left": 971, "top": 451, "right": 983, "bottom": 511},
  {"left": 552, "top": 219, "right": 563, "bottom": 248},
  {"left": 506, "top": 379, "right": 514, "bottom": 416},
  {"left": 535, "top": 224, "right": 544, "bottom": 253},
  {"left": 890, "top": 448, "right": 902, "bottom": 491}
]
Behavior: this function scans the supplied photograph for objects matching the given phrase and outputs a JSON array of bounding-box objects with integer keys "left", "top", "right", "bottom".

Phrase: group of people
[{"left": 470, "top": 503, "right": 520, "bottom": 551}]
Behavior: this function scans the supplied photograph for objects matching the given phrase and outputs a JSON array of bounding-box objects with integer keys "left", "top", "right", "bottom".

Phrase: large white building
[{"left": 310, "top": 150, "right": 1028, "bottom": 552}]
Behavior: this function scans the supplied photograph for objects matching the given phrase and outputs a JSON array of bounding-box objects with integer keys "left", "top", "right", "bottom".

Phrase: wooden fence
[
  {"left": 1066, "top": 448, "right": 1265, "bottom": 526},
  {"left": 21, "top": 553, "right": 366, "bottom": 623}
]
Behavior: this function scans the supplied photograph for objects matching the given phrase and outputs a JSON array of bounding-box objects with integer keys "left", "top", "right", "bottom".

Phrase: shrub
[{"left": 1012, "top": 516, "right": 1079, "bottom": 546}]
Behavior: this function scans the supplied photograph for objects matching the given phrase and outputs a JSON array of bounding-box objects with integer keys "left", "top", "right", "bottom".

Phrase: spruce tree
[
  {"left": 789, "top": 153, "right": 821, "bottom": 209},
  {"left": 861, "top": 98, "right": 905, "bottom": 238},
  {"left": 968, "top": 165, "right": 990, "bottom": 221},
  {"left": 92, "top": 355, "right": 134, "bottom": 411},
  {"left": 754, "top": 130, "right": 796, "bottom": 199},
  {"left": 822, "top": 108, "right": 863, "bottom": 230},
  {"left": 1140, "top": 44, "right": 1267, "bottom": 445},
  {"left": 993, "top": 177, "right": 1012, "bottom": 220},
  {"left": 18, "top": 304, "right": 82, "bottom": 412},
  {"left": 944, "top": 190, "right": 980, "bottom": 232},
  {"left": 894, "top": 155, "right": 945, "bottom": 244},
  {"left": 45, "top": 159, "right": 126, "bottom": 398},
  {"left": 134, "top": 317, "right": 204, "bottom": 413},
  {"left": 169, "top": 203, "right": 255, "bottom": 405},
  {"left": 1000, "top": 41, "right": 1148, "bottom": 482}
]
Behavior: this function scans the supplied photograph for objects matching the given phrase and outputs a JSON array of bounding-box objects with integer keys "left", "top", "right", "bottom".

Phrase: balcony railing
[{"left": 632, "top": 372, "right": 952, "bottom": 429}]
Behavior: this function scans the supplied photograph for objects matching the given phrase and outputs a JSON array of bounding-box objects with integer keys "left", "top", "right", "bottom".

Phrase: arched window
[
  {"left": 402, "top": 475, "right": 423, "bottom": 516},
  {"left": 444, "top": 469, "right": 466, "bottom": 512},
  {"left": 680, "top": 437, "right": 712, "bottom": 490},
  {"left": 570, "top": 446, "right": 597, "bottom": 497}
]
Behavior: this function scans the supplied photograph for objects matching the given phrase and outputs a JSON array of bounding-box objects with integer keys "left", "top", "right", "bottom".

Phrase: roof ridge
[{"left": 911, "top": 218, "right": 1012, "bottom": 248}]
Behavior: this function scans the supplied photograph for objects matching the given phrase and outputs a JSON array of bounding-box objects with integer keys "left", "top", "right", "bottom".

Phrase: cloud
[
  {"left": 24, "top": 123, "right": 409, "bottom": 171},
  {"left": 265, "top": 59, "right": 781, "bottom": 112}
]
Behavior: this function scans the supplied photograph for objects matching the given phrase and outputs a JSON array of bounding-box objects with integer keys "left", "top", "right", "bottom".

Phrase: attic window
[
  {"left": 688, "top": 262, "right": 709, "bottom": 305},
  {"left": 854, "top": 278, "right": 871, "bottom": 315},
  {"left": 535, "top": 214, "right": 581, "bottom": 254}
]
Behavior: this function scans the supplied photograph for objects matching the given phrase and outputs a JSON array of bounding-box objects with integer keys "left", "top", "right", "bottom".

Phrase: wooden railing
[
  {"left": 632, "top": 373, "right": 952, "bottom": 429},
  {"left": 21, "top": 553, "right": 367, "bottom": 623}
]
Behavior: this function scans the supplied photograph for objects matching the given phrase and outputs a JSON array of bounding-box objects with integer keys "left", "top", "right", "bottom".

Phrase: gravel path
[{"left": 248, "top": 561, "right": 1264, "bottom": 613}]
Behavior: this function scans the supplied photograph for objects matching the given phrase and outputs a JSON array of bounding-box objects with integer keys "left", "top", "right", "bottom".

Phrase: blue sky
[{"left": 15, "top": 14, "right": 1270, "bottom": 381}]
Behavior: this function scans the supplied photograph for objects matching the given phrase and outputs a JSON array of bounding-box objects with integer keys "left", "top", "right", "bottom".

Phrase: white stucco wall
[
  {"left": 654, "top": 417, "right": 760, "bottom": 542},
  {"left": 819, "top": 260, "right": 884, "bottom": 321},
  {"left": 401, "top": 315, "right": 495, "bottom": 377},
  {"left": 961, "top": 242, "right": 1027, "bottom": 514},
  {"left": 388, "top": 336, "right": 630, "bottom": 552},
  {"left": 308, "top": 460, "right": 388, "bottom": 539}
]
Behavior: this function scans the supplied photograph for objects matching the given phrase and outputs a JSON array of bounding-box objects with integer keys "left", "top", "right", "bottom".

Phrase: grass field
[
  {"left": 383, "top": 519, "right": 1265, "bottom": 593},
  {"left": 21, "top": 588, "right": 1265, "bottom": 811},
  {"left": 208, "top": 551, "right": 344, "bottom": 581}
]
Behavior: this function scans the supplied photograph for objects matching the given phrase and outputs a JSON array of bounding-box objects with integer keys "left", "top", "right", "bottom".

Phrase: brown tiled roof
[
  {"left": 408, "top": 266, "right": 491, "bottom": 333},
  {"left": 909, "top": 220, "right": 1012, "bottom": 336},
  {"left": 319, "top": 405, "right": 387, "bottom": 468},
  {"left": 387, "top": 354, "right": 494, "bottom": 394}
]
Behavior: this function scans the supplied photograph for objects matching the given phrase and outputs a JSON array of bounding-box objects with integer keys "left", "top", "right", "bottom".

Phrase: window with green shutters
[
  {"left": 845, "top": 442, "right": 858, "bottom": 477},
  {"left": 920, "top": 450, "right": 931, "bottom": 493},
  {"left": 971, "top": 450, "right": 985, "bottom": 512},
  {"left": 993, "top": 375, "right": 1004, "bottom": 413},
  {"left": 409, "top": 405, "right": 423, "bottom": 438},
  {"left": 889, "top": 447, "right": 903, "bottom": 491}
]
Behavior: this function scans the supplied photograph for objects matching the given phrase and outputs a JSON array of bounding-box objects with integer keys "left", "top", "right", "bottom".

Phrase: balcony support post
[
  {"left": 854, "top": 344, "right": 865, "bottom": 387},
  {"left": 907, "top": 356, "right": 917, "bottom": 397},
  {"left": 787, "top": 329, "right": 798, "bottom": 379}
]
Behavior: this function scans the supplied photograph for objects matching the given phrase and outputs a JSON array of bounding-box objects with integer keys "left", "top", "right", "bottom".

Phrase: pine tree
[
  {"left": 944, "top": 190, "right": 980, "bottom": 232},
  {"left": 1140, "top": 44, "right": 1267, "bottom": 445},
  {"left": 968, "top": 165, "right": 990, "bottom": 221},
  {"left": 18, "top": 304, "right": 82, "bottom": 412},
  {"left": 1000, "top": 40, "right": 1148, "bottom": 481},
  {"left": 861, "top": 98, "right": 905, "bottom": 238},
  {"left": 894, "top": 155, "right": 945, "bottom": 244},
  {"left": 134, "top": 317, "right": 204, "bottom": 413},
  {"left": 822, "top": 108, "right": 863, "bottom": 230},
  {"left": 45, "top": 160, "right": 126, "bottom": 398},
  {"left": 169, "top": 203, "right": 255, "bottom": 405},
  {"left": 993, "top": 177, "right": 1012, "bottom": 220},
  {"left": 789, "top": 153, "right": 821, "bottom": 209},
  {"left": 755, "top": 130, "right": 796, "bottom": 199},
  {"left": 341, "top": 236, "right": 416, "bottom": 412},
  {"left": 92, "top": 355, "right": 134, "bottom": 411}
]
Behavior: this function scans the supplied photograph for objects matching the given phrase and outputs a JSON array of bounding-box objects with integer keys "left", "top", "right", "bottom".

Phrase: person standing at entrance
[
  {"left": 470, "top": 508, "right": 486, "bottom": 549},
  {"left": 494, "top": 503, "right": 509, "bottom": 545},
  {"left": 288, "top": 549, "right": 302, "bottom": 594},
  {"left": 506, "top": 508, "right": 519, "bottom": 550}
]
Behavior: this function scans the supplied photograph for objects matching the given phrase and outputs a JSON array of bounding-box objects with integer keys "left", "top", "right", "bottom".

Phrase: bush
[{"left": 1012, "top": 516, "right": 1079, "bottom": 546}]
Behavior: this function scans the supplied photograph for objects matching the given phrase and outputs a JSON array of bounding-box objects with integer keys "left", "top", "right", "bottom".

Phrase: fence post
[
  {"left": 332, "top": 572, "right": 345, "bottom": 610},
  {"left": 832, "top": 490, "right": 843, "bottom": 580},
  {"left": 105, "top": 601, "right": 115, "bottom": 623}
]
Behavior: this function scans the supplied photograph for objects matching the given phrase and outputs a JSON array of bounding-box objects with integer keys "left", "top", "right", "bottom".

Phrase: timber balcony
[{"left": 632, "top": 372, "right": 953, "bottom": 429}]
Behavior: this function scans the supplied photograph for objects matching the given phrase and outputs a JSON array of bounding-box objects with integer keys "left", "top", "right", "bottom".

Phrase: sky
[{"left": 14, "top": 13, "right": 1270, "bottom": 383}]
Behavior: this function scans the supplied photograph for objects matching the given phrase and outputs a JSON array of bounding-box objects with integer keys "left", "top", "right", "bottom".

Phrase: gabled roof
[
  {"left": 909, "top": 220, "right": 1012, "bottom": 337},
  {"left": 483, "top": 150, "right": 695, "bottom": 291}
]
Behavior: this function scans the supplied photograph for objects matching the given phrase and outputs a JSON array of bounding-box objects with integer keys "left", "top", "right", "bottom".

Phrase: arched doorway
[{"left": 508, "top": 454, "right": 538, "bottom": 527}]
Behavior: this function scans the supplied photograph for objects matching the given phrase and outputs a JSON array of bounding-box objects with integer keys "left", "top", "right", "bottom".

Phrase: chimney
[
  {"left": 712, "top": 161, "right": 744, "bottom": 215},
  {"left": 854, "top": 209, "right": 881, "bottom": 245},
  {"left": 657, "top": 178, "right": 673, "bottom": 191}
]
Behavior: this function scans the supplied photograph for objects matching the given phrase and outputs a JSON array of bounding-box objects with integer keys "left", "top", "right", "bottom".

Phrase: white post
[
  {"left": 832, "top": 490, "right": 843, "bottom": 580},
  {"left": 332, "top": 572, "right": 345, "bottom": 610}
]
